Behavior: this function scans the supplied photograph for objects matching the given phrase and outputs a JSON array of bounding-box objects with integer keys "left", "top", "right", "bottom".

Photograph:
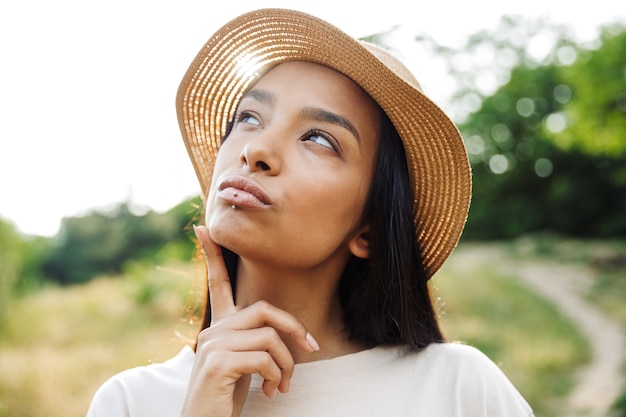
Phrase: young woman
[{"left": 87, "top": 8, "right": 533, "bottom": 417}]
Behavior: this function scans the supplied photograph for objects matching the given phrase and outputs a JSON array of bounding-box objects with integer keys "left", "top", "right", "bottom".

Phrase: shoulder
[
  {"left": 395, "top": 343, "right": 535, "bottom": 416},
  {"left": 86, "top": 346, "right": 195, "bottom": 417},
  {"left": 370, "top": 342, "right": 521, "bottom": 390},
  {"left": 96, "top": 345, "right": 194, "bottom": 392},
  {"left": 420, "top": 341, "right": 505, "bottom": 372},
  {"left": 389, "top": 341, "right": 502, "bottom": 370},
  {"left": 408, "top": 342, "right": 517, "bottom": 386},
  {"left": 368, "top": 342, "right": 507, "bottom": 376}
]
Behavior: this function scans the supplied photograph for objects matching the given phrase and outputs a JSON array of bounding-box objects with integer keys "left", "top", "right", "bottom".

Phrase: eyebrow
[
  {"left": 241, "top": 88, "right": 360, "bottom": 141},
  {"left": 241, "top": 89, "right": 275, "bottom": 107},
  {"left": 300, "top": 107, "right": 360, "bottom": 142}
]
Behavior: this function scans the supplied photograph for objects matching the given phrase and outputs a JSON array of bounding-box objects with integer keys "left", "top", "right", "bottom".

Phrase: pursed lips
[{"left": 217, "top": 175, "right": 273, "bottom": 207}]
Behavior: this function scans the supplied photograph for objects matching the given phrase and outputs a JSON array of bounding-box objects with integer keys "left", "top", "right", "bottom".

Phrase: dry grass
[
  {"left": 434, "top": 244, "right": 591, "bottom": 416},
  {"left": 0, "top": 262, "right": 202, "bottom": 417},
  {"left": 0, "top": 241, "right": 600, "bottom": 417}
]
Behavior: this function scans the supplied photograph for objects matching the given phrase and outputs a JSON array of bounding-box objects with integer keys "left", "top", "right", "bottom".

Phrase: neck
[{"left": 234, "top": 257, "right": 369, "bottom": 363}]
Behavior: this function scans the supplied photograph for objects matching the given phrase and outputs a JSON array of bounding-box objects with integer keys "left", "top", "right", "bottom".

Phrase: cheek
[
  {"left": 288, "top": 174, "right": 370, "bottom": 233},
  {"left": 211, "top": 145, "right": 236, "bottom": 184}
]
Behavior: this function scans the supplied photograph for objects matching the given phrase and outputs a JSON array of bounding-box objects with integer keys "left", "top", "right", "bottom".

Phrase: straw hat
[{"left": 176, "top": 8, "right": 471, "bottom": 279}]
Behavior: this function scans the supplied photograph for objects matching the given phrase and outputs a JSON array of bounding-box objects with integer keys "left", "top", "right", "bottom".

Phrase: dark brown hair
[
  {"left": 339, "top": 112, "right": 444, "bottom": 349},
  {"left": 199, "top": 112, "right": 444, "bottom": 350}
]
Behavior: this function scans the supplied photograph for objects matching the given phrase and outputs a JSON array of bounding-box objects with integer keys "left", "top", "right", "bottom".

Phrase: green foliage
[
  {"left": 0, "top": 218, "right": 49, "bottom": 318},
  {"left": 14, "top": 236, "right": 51, "bottom": 295},
  {"left": 612, "top": 388, "right": 626, "bottom": 417},
  {"left": 555, "top": 24, "right": 626, "bottom": 157},
  {"left": 445, "top": 20, "right": 626, "bottom": 239},
  {"left": 0, "top": 219, "right": 22, "bottom": 315},
  {"left": 41, "top": 197, "right": 201, "bottom": 285},
  {"left": 370, "top": 16, "right": 625, "bottom": 239}
]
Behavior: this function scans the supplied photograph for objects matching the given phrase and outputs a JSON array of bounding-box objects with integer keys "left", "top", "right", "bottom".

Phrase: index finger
[{"left": 193, "top": 225, "right": 236, "bottom": 321}]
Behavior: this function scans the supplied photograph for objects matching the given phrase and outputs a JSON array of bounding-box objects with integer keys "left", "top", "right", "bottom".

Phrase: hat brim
[{"left": 176, "top": 8, "right": 471, "bottom": 278}]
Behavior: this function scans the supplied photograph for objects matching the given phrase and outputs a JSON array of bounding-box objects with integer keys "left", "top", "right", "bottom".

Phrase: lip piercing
[
  {"left": 233, "top": 191, "right": 238, "bottom": 197},
  {"left": 231, "top": 204, "right": 237, "bottom": 209}
]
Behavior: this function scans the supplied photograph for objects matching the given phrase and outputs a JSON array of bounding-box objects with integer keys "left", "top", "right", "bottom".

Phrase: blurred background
[{"left": 1, "top": 1, "right": 625, "bottom": 417}]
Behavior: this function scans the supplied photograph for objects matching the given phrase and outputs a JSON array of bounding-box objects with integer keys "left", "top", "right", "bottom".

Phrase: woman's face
[{"left": 206, "top": 61, "right": 381, "bottom": 269}]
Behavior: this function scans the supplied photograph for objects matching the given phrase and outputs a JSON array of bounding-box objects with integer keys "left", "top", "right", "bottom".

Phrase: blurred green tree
[
  {"left": 42, "top": 197, "right": 201, "bottom": 285},
  {"left": 555, "top": 25, "right": 626, "bottom": 157},
  {"left": 0, "top": 218, "right": 49, "bottom": 322},
  {"left": 0, "top": 218, "right": 22, "bottom": 315},
  {"left": 396, "top": 17, "right": 626, "bottom": 238}
]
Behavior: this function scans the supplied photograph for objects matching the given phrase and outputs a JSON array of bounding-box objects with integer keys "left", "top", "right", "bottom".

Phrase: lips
[{"left": 217, "top": 175, "right": 272, "bottom": 209}]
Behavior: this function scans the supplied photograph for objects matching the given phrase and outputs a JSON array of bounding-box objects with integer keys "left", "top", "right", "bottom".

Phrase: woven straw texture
[{"left": 176, "top": 8, "right": 471, "bottom": 279}]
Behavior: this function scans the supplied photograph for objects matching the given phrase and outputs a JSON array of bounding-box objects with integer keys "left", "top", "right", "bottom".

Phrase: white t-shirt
[{"left": 86, "top": 342, "right": 533, "bottom": 416}]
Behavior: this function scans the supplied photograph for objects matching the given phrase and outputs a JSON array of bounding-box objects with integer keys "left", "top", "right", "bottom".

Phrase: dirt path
[
  {"left": 512, "top": 260, "right": 625, "bottom": 417},
  {"left": 454, "top": 245, "right": 625, "bottom": 416}
]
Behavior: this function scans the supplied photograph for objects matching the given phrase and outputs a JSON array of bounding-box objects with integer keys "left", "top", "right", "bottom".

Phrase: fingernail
[
  {"left": 306, "top": 332, "right": 320, "bottom": 351},
  {"left": 193, "top": 224, "right": 204, "bottom": 241}
]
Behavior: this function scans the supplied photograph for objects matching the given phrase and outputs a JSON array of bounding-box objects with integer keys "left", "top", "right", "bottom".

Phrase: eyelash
[
  {"left": 303, "top": 129, "right": 338, "bottom": 152},
  {"left": 233, "top": 110, "right": 339, "bottom": 153},
  {"left": 234, "top": 111, "right": 260, "bottom": 125}
]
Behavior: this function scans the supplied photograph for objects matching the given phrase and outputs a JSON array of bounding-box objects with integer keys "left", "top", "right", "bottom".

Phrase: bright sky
[{"left": 1, "top": 0, "right": 623, "bottom": 237}]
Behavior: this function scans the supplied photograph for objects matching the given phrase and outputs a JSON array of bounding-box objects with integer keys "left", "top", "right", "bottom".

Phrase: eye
[
  {"left": 304, "top": 130, "right": 335, "bottom": 150},
  {"left": 235, "top": 111, "right": 261, "bottom": 126}
]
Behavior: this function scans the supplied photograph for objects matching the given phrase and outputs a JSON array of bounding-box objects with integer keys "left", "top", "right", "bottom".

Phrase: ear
[{"left": 348, "top": 225, "right": 371, "bottom": 259}]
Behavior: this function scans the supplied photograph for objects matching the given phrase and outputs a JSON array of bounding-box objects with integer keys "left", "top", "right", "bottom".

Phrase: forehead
[{"left": 244, "top": 61, "right": 382, "bottom": 125}]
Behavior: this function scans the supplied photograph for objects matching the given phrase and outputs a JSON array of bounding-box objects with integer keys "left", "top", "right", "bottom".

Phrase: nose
[{"left": 239, "top": 136, "right": 282, "bottom": 174}]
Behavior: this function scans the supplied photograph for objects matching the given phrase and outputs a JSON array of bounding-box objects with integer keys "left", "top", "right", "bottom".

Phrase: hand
[{"left": 180, "top": 225, "right": 320, "bottom": 417}]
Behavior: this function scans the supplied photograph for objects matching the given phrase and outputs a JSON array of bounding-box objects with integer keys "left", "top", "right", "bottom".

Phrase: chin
[
  {"left": 207, "top": 218, "right": 234, "bottom": 248},
  {"left": 207, "top": 216, "right": 251, "bottom": 255}
]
